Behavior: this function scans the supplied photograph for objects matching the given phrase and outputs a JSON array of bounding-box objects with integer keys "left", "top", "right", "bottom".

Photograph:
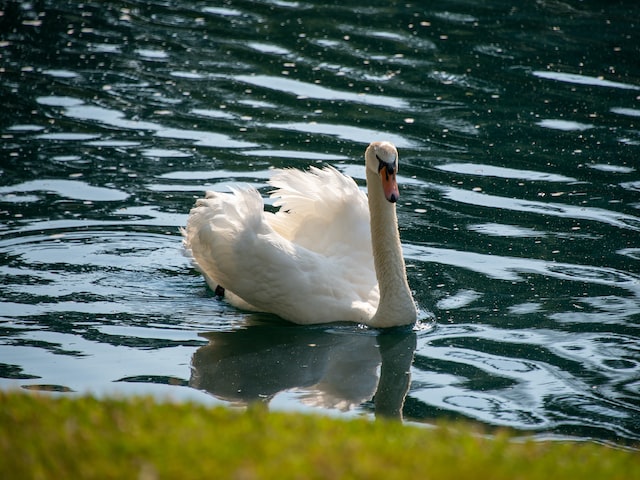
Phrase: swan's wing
[
  {"left": 182, "top": 186, "right": 378, "bottom": 324},
  {"left": 267, "top": 166, "right": 372, "bottom": 259}
]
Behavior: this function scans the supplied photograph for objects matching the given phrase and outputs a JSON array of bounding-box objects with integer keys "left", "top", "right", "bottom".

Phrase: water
[{"left": 1, "top": 0, "right": 639, "bottom": 446}]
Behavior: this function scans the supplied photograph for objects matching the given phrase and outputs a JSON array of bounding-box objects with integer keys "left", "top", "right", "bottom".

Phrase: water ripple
[
  {"left": 436, "top": 162, "right": 577, "bottom": 182},
  {"left": 50, "top": 99, "right": 259, "bottom": 149},
  {"left": 268, "top": 121, "right": 418, "bottom": 147},
  {"left": 532, "top": 71, "right": 640, "bottom": 90},
  {"left": 404, "top": 244, "right": 640, "bottom": 292},
  {"left": 235, "top": 74, "right": 410, "bottom": 109},
  {"left": 0, "top": 180, "right": 129, "bottom": 202},
  {"left": 440, "top": 187, "right": 640, "bottom": 231}
]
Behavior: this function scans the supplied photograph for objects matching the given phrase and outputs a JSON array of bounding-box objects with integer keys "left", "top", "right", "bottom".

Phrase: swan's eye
[{"left": 376, "top": 154, "right": 396, "bottom": 176}]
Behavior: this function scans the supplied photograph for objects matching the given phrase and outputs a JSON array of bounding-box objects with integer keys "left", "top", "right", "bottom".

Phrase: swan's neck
[{"left": 366, "top": 168, "right": 417, "bottom": 328}]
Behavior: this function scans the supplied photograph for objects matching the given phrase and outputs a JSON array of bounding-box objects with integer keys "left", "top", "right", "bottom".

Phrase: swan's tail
[{"left": 181, "top": 188, "right": 264, "bottom": 310}]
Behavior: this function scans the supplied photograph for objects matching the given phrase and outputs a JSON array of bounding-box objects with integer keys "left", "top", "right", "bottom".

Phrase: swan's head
[{"left": 365, "top": 141, "right": 400, "bottom": 203}]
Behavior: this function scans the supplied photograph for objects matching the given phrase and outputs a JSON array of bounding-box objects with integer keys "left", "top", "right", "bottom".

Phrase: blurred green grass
[{"left": 1, "top": 391, "right": 637, "bottom": 479}]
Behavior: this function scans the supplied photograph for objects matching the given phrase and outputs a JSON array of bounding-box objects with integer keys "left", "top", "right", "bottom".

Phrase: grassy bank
[{"left": 1, "top": 391, "right": 637, "bottom": 479}]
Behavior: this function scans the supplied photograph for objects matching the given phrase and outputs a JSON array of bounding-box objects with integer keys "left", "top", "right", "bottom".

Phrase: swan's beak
[{"left": 379, "top": 162, "right": 399, "bottom": 203}]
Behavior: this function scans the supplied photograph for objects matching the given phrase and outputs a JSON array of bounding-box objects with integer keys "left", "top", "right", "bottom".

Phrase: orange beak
[{"left": 379, "top": 162, "right": 399, "bottom": 203}]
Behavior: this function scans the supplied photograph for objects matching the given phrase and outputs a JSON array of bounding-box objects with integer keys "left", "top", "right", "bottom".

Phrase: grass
[{"left": 1, "top": 391, "right": 638, "bottom": 479}]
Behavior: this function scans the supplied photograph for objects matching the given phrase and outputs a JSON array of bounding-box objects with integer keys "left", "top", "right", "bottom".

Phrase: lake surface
[{"left": 1, "top": 0, "right": 639, "bottom": 447}]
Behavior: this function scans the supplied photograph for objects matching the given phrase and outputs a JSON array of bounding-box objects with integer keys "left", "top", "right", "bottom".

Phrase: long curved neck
[{"left": 366, "top": 168, "right": 417, "bottom": 328}]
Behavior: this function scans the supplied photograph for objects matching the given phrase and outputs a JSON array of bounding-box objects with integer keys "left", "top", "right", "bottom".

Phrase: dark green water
[{"left": 1, "top": 1, "right": 639, "bottom": 446}]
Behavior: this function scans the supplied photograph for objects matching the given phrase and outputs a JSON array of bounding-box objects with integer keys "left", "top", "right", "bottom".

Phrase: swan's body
[{"left": 182, "top": 141, "right": 417, "bottom": 328}]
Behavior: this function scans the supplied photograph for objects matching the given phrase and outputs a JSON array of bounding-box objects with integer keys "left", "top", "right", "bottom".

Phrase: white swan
[{"left": 182, "top": 141, "right": 417, "bottom": 328}]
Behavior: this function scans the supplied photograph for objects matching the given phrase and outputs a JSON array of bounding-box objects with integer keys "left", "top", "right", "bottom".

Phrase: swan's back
[{"left": 182, "top": 166, "right": 378, "bottom": 325}]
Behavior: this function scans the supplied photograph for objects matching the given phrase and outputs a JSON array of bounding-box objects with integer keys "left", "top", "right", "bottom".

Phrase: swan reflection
[{"left": 190, "top": 322, "right": 416, "bottom": 419}]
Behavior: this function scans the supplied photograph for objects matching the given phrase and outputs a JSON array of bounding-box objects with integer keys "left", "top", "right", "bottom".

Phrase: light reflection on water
[{"left": 0, "top": 0, "right": 639, "bottom": 446}]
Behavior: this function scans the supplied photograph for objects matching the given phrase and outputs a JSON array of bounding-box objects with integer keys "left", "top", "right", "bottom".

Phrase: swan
[{"left": 181, "top": 141, "right": 417, "bottom": 328}]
